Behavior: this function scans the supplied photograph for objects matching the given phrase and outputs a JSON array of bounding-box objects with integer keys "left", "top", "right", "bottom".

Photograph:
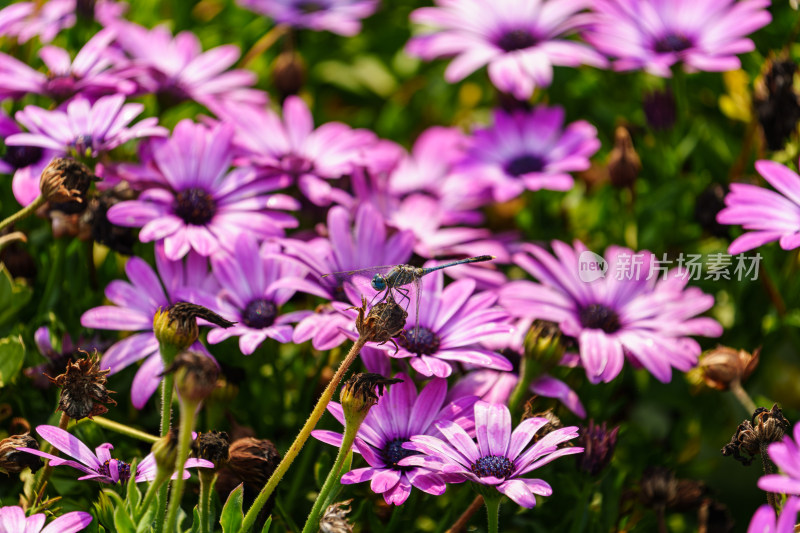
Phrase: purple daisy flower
[
  {"left": 584, "top": 0, "right": 771, "bottom": 76},
  {"left": 107, "top": 119, "right": 299, "bottom": 260},
  {"left": 400, "top": 401, "right": 583, "bottom": 508},
  {"left": 457, "top": 106, "right": 600, "bottom": 202},
  {"left": 0, "top": 0, "right": 124, "bottom": 44},
  {"left": 206, "top": 235, "right": 314, "bottom": 355},
  {"left": 0, "top": 28, "right": 135, "bottom": 101},
  {"left": 111, "top": 22, "right": 267, "bottom": 110},
  {"left": 0, "top": 505, "right": 91, "bottom": 533},
  {"left": 222, "top": 97, "right": 376, "bottom": 206},
  {"left": 0, "top": 112, "right": 57, "bottom": 207},
  {"left": 19, "top": 425, "right": 212, "bottom": 484},
  {"left": 406, "top": 0, "right": 606, "bottom": 100},
  {"left": 80, "top": 244, "right": 217, "bottom": 408},
  {"left": 748, "top": 497, "right": 800, "bottom": 533},
  {"left": 311, "top": 373, "right": 478, "bottom": 505},
  {"left": 499, "top": 241, "right": 723, "bottom": 384},
  {"left": 238, "top": 0, "right": 379, "bottom": 36},
  {"left": 758, "top": 422, "right": 800, "bottom": 495},
  {"left": 717, "top": 160, "right": 800, "bottom": 254}
]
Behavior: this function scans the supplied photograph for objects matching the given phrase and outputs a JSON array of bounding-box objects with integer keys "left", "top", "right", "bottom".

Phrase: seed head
[
  {"left": 191, "top": 431, "right": 230, "bottom": 469},
  {"left": 351, "top": 295, "right": 408, "bottom": 350},
  {"left": 47, "top": 349, "right": 116, "bottom": 420},
  {"left": 696, "top": 346, "right": 759, "bottom": 391},
  {"left": 216, "top": 437, "right": 281, "bottom": 524},
  {"left": 163, "top": 350, "right": 220, "bottom": 404},
  {"left": 320, "top": 499, "right": 354, "bottom": 533},
  {"left": 39, "top": 157, "right": 96, "bottom": 213},
  {"left": 0, "top": 434, "right": 43, "bottom": 474},
  {"left": 721, "top": 404, "right": 790, "bottom": 465}
]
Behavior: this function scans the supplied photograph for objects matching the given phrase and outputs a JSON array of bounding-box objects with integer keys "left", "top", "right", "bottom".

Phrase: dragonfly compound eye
[{"left": 371, "top": 274, "right": 386, "bottom": 291}]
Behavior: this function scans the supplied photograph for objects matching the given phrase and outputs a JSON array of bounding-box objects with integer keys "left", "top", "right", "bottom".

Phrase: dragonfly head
[{"left": 371, "top": 274, "right": 387, "bottom": 291}]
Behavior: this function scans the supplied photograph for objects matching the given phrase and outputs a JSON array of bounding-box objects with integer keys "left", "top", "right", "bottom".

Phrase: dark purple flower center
[
  {"left": 383, "top": 438, "right": 418, "bottom": 470},
  {"left": 654, "top": 33, "right": 693, "bottom": 54},
  {"left": 72, "top": 134, "right": 94, "bottom": 155},
  {"left": 2, "top": 145, "right": 43, "bottom": 169},
  {"left": 578, "top": 303, "right": 621, "bottom": 334},
  {"left": 505, "top": 154, "right": 546, "bottom": 177},
  {"left": 296, "top": 0, "right": 325, "bottom": 14},
  {"left": 398, "top": 327, "right": 440, "bottom": 356},
  {"left": 496, "top": 29, "right": 539, "bottom": 52},
  {"left": 174, "top": 187, "right": 217, "bottom": 225},
  {"left": 242, "top": 298, "right": 277, "bottom": 329},
  {"left": 98, "top": 458, "right": 131, "bottom": 482},
  {"left": 471, "top": 455, "right": 514, "bottom": 478}
]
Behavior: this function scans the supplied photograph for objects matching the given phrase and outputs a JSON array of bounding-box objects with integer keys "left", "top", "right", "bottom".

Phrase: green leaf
[
  {"left": 0, "top": 335, "right": 25, "bottom": 387},
  {"left": 0, "top": 265, "right": 32, "bottom": 327},
  {"left": 126, "top": 459, "right": 142, "bottom": 512},
  {"left": 113, "top": 503, "right": 137, "bottom": 533},
  {"left": 259, "top": 516, "right": 272, "bottom": 533},
  {"left": 188, "top": 506, "right": 201, "bottom": 533},
  {"left": 135, "top": 505, "right": 155, "bottom": 533},
  {"left": 220, "top": 483, "right": 244, "bottom": 533}
]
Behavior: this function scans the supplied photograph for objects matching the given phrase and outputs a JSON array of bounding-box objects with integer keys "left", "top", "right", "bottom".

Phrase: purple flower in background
[
  {"left": 0, "top": 0, "right": 75, "bottom": 43},
  {"left": 26, "top": 326, "right": 107, "bottom": 389},
  {"left": 499, "top": 241, "right": 722, "bottom": 384},
  {"left": 107, "top": 120, "right": 299, "bottom": 260},
  {"left": 19, "top": 425, "right": 212, "bottom": 484},
  {"left": 0, "top": 111, "right": 55, "bottom": 206},
  {"left": 406, "top": 0, "right": 606, "bottom": 100},
  {"left": 584, "top": 0, "right": 771, "bottom": 77},
  {"left": 748, "top": 497, "right": 800, "bottom": 533},
  {"left": 401, "top": 401, "right": 583, "bottom": 508},
  {"left": 311, "top": 374, "right": 478, "bottom": 505},
  {"left": 0, "top": 29, "right": 134, "bottom": 101},
  {"left": 717, "top": 160, "right": 800, "bottom": 254},
  {"left": 238, "top": 0, "right": 379, "bottom": 36},
  {"left": 207, "top": 236, "right": 314, "bottom": 354},
  {"left": 80, "top": 244, "right": 217, "bottom": 408},
  {"left": 758, "top": 422, "right": 800, "bottom": 495},
  {"left": 457, "top": 106, "right": 600, "bottom": 202},
  {"left": 222, "top": 97, "right": 376, "bottom": 205},
  {"left": 0, "top": 505, "right": 91, "bottom": 533},
  {"left": 112, "top": 22, "right": 266, "bottom": 110}
]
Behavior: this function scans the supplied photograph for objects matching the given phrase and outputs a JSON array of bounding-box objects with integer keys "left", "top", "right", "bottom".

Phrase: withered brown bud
[
  {"left": 47, "top": 350, "right": 116, "bottom": 420},
  {"left": 694, "top": 184, "right": 730, "bottom": 239},
  {"left": 87, "top": 185, "right": 137, "bottom": 255},
  {"left": 191, "top": 431, "right": 230, "bottom": 469},
  {"left": 643, "top": 88, "right": 676, "bottom": 131},
  {"left": 216, "top": 437, "right": 281, "bottom": 525},
  {"left": 39, "top": 157, "right": 96, "bottom": 214},
  {"left": 320, "top": 499, "right": 354, "bottom": 533},
  {"left": 575, "top": 420, "right": 620, "bottom": 476},
  {"left": 272, "top": 50, "right": 306, "bottom": 99},
  {"left": 755, "top": 57, "right": 800, "bottom": 151},
  {"left": 351, "top": 295, "right": 407, "bottom": 351},
  {"left": 640, "top": 466, "right": 677, "bottom": 509},
  {"left": 341, "top": 373, "right": 402, "bottom": 413},
  {"left": 523, "top": 407, "right": 564, "bottom": 443},
  {"left": 697, "top": 346, "right": 759, "bottom": 390},
  {"left": 607, "top": 126, "right": 641, "bottom": 189},
  {"left": 0, "top": 434, "right": 43, "bottom": 474},
  {"left": 163, "top": 350, "right": 220, "bottom": 404},
  {"left": 721, "top": 404, "right": 790, "bottom": 465}
]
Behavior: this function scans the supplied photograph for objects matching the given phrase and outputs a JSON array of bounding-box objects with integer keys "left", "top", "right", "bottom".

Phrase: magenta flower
[
  {"left": 238, "top": 0, "right": 379, "bottom": 36},
  {"left": 457, "top": 106, "right": 600, "bottom": 202},
  {"left": 112, "top": 22, "right": 266, "bottom": 110},
  {"left": 0, "top": 505, "right": 91, "bottom": 533},
  {"left": 107, "top": 120, "right": 299, "bottom": 260},
  {"left": 80, "top": 244, "right": 217, "bottom": 408},
  {"left": 401, "top": 401, "right": 583, "bottom": 508},
  {"left": 0, "top": 0, "right": 124, "bottom": 43},
  {"left": 584, "top": 0, "right": 771, "bottom": 76},
  {"left": 406, "top": 0, "right": 606, "bottom": 100},
  {"left": 19, "top": 425, "right": 212, "bottom": 484},
  {"left": 311, "top": 374, "right": 478, "bottom": 505},
  {"left": 717, "top": 160, "right": 800, "bottom": 254},
  {"left": 222, "top": 97, "right": 376, "bottom": 205},
  {"left": 0, "top": 29, "right": 134, "bottom": 101},
  {"left": 758, "top": 422, "right": 800, "bottom": 495},
  {"left": 748, "top": 497, "right": 800, "bottom": 533},
  {"left": 0, "top": 112, "right": 57, "bottom": 206},
  {"left": 26, "top": 326, "right": 107, "bottom": 389},
  {"left": 499, "top": 241, "right": 722, "bottom": 384},
  {"left": 207, "top": 236, "right": 314, "bottom": 354}
]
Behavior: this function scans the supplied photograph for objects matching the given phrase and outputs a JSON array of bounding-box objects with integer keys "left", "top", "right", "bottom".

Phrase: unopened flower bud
[
  {"left": 0, "top": 434, "right": 43, "bottom": 474},
  {"left": 697, "top": 346, "right": 759, "bottom": 390},
  {"left": 643, "top": 89, "right": 676, "bottom": 131},
  {"left": 272, "top": 50, "right": 306, "bottom": 99},
  {"left": 341, "top": 373, "right": 401, "bottom": 430},
  {"left": 47, "top": 349, "right": 116, "bottom": 420},
  {"left": 575, "top": 420, "right": 619, "bottom": 476},
  {"left": 39, "top": 157, "right": 95, "bottom": 214},
  {"left": 154, "top": 302, "right": 234, "bottom": 353},
  {"left": 164, "top": 350, "right": 219, "bottom": 404},
  {"left": 607, "top": 126, "right": 641, "bottom": 190},
  {"left": 320, "top": 499, "right": 354, "bottom": 533},
  {"left": 191, "top": 431, "right": 230, "bottom": 469},
  {"left": 523, "top": 320, "right": 564, "bottom": 374},
  {"left": 721, "top": 404, "right": 790, "bottom": 465},
  {"left": 152, "top": 428, "right": 179, "bottom": 475}
]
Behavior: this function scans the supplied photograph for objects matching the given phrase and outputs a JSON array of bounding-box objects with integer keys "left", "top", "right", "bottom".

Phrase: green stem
[
  {"left": 483, "top": 494, "right": 502, "bottom": 533},
  {"left": 80, "top": 416, "right": 158, "bottom": 443},
  {"left": 136, "top": 471, "right": 169, "bottom": 522},
  {"left": 0, "top": 195, "right": 45, "bottom": 233},
  {"left": 155, "top": 362, "right": 177, "bottom": 533},
  {"left": 301, "top": 431, "right": 356, "bottom": 533},
  {"left": 238, "top": 335, "right": 369, "bottom": 533},
  {"left": 730, "top": 379, "right": 757, "bottom": 415},
  {"left": 26, "top": 412, "right": 69, "bottom": 506},
  {"left": 199, "top": 470, "right": 214, "bottom": 533},
  {"left": 164, "top": 399, "right": 199, "bottom": 533},
  {"left": 508, "top": 355, "right": 538, "bottom": 418}
]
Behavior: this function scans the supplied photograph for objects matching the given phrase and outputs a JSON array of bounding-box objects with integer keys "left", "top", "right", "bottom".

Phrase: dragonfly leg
[{"left": 395, "top": 286, "right": 411, "bottom": 310}]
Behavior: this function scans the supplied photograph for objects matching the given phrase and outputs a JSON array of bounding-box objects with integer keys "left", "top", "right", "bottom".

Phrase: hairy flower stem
[
  {"left": 301, "top": 431, "right": 357, "bottom": 533},
  {"left": 508, "top": 358, "right": 536, "bottom": 418},
  {"left": 80, "top": 416, "right": 158, "bottom": 443},
  {"left": 136, "top": 471, "right": 169, "bottom": 522},
  {"left": 760, "top": 441, "right": 780, "bottom": 512},
  {"left": 198, "top": 470, "right": 215, "bottom": 533},
  {"left": 0, "top": 195, "right": 45, "bottom": 233},
  {"left": 25, "top": 412, "right": 69, "bottom": 507},
  {"left": 239, "top": 335, "right": 369, "bottom": 533},
  {"left": 164, "top": 399, "right": 199, "bottom": 533},
  {"left": 730, "top": 379, "right": 757, "bottom": 414},
  {"left": 155, "top": 343, "right": 179, "bottom": 533},
  {"left": 448, "top": 495, "right": 484, "bottom": 533},
  {"left": 483, "top": 493, "right": 502, "bottom": 533}
]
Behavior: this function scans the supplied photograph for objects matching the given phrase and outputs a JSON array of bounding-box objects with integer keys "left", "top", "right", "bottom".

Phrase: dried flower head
[
  {"left": 607, "top": 126, "right": 641, "bottom": 189},
  {"left": 341, "top": 373, "right": 402, "bottom": 412},
  {"left": 721, "top": 404, "right": 790, "bottom": 466},
  {"left": 523, "top": 406, "right": 564, "bottom": 444},
  {"left": 755, "top": 57, "right": 800, "bottom": 151},
  {"left": 191, "top": 431, "right": 230, "bottom": 468},
  {"left": 351, "top": 295, "right": 408, "bottom": 350},
  {"left": 154, "top": 302, "right": 235, "bottom": 352},
  {"left": 163, "top": 350, "right": 219, "bottom": 404},
  {"left": 47, "top": 350, "right": 116, "bottom": 420},
  {"left": 87, "top": 184, "right": 137, "bottom": 256},
  {"left": 697, "top": 346, "right": 759, "bottom": 390},
  {"left": 272, "top": 50, "right": 306, "bottom": 99},
  {"left": 39, "top": 157, "right": 96, "bottom": 213},
  {"left": 216, "top": 437, "right": 281, "bottom": 524},
  {"left": 575, "top": 420, "right": 620, "bottom": 477},
  {"left": 320, "top": 499, "right": 354, "bottom": 533},
  {"left": 0, "top": 434, "right": 43, "bottom": 474}
]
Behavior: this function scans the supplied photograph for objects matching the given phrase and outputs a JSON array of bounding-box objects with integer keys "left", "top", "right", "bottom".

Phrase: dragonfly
[{"left": 322, "top": 255, "right": 495, "bottom": 342}]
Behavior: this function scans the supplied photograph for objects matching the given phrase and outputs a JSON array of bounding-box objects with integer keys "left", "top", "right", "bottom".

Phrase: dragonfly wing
[{"left": 321, "top": 265, "right": 397, "bottom": 278}]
